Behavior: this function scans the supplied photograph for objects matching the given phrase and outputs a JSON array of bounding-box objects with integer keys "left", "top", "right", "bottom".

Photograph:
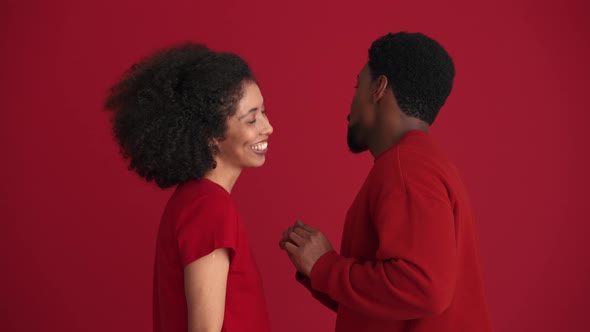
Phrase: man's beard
[{"left": 347, "top": 123, "right": 368, "bottom": 153}]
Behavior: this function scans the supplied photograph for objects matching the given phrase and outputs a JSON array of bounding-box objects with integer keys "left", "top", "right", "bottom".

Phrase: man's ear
[{"left": 372, "top": 75, "right": 388, "bottom": 104}]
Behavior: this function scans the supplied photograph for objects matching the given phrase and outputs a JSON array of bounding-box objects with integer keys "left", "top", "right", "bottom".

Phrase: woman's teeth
[{"left": 252, "top": 142, "right": 268, "bottom": 151}]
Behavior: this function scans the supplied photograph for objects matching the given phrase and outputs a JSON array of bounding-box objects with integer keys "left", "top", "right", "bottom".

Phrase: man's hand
[{"left": 279, "top": 220, "right": 334, "bottom": 276}]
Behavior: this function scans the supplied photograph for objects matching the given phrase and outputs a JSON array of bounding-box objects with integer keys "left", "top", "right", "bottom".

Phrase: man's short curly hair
[
  {"left": 105, "top": 43, "right": 254, "bottom": 188},
  {"left": 368, "top": 32, "right": 455, "bottom": 125}
]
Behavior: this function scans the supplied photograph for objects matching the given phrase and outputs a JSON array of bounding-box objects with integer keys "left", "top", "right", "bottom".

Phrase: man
[{"left": 279, "top": 32, "right": 493, "bottom": 331}]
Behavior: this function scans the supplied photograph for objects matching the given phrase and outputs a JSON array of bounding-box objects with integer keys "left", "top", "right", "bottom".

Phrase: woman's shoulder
[
  {"left": 178, "top": 178, "right": 229, "bottom": 196},
  {"left": 168, "top": 179, "right": 237, "bottom": 213}
]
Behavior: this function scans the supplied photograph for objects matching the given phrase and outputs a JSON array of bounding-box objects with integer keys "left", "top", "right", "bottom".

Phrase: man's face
[{"left": 347, "top": 64, "right": 373, "bottom": 153}]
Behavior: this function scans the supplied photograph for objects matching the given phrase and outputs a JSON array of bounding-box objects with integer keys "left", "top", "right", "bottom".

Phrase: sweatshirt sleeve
[
  {"left": 295, "top": 271, "right": 339, "bottom": 313},
  {"left": 309, "top": 159, "right": 458, "bottom": 320}
]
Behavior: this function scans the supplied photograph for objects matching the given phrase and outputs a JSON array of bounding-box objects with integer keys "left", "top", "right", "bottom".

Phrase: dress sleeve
[{"left": 175, "top": 193, "right": 239, "bottom": 267}]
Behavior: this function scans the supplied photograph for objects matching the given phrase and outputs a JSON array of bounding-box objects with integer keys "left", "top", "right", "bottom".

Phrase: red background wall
[{"left": 1, "top": 0, "right": 589, "bottom": 331}]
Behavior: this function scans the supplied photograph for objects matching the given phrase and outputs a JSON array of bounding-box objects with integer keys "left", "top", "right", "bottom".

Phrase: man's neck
[{"left": 369, "top": 121, "right": 429, "bottom": 158}]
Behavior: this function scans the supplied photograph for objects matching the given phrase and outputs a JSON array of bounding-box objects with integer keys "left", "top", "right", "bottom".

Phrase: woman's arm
[{"left": 184, "top": 248, "right": 231, "bottom": 332}]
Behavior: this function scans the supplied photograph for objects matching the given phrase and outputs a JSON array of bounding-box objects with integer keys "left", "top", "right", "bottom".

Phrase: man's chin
[
  {"left": 347, "top": 125, "right": 367, "bottom": 153},
  {"left": 347, "top": 139, "right": 368, "bottom": 154},
  {"left": 348, "top": 146, "right": 368, "bottom": 154}
]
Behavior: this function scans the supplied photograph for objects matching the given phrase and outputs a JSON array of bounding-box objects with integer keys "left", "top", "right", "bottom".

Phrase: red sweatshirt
[{"left": 300, "top": 130, "right": 492, "bottom": 331}]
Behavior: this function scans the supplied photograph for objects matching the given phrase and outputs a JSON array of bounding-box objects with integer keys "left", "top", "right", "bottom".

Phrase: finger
[
  {"left": 285, "top": 226, "right": 294, "bottom": 237},
  {"left": 279, "top": 239, "right": 286, "bottom": 250},
  {"left": 284, "top": 241, "right": 299, "bottom": 255},
  {"left": 288, "top": 230, "right": 306, "bottom": 246},
  {"left": 295, "top": 220, "right": 317, "bottom": 232},
  {"left": 285, "top": 226, "right": 296, "bottom": 240},
  {"left": 293, "top": 226, "right": 310, "bottom": 238},
  {"left": 300, "top": 223, "right": 317, "bottom": 232}
]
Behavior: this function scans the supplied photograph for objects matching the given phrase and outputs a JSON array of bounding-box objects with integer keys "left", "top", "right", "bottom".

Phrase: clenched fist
[{"left": 279, "top": 220, "right": 334, "bottom": 276}]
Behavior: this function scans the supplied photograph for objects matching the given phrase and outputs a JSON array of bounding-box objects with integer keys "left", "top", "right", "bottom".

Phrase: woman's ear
[{"left": 208, "top": 138, "right": 220, "bottom": 154}]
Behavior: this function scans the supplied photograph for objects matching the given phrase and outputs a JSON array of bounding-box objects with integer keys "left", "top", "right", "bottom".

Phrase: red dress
[{"left": 153, "top": 178, "right": 270, "bottom": 332}]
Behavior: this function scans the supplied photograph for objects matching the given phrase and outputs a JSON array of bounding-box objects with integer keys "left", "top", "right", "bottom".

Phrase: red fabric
[
  {"left": 153, "top": 179, "right": 270, "bottom": 332},
  {"left": 303, "top": 130, "right": 493, "bottom": 332}
]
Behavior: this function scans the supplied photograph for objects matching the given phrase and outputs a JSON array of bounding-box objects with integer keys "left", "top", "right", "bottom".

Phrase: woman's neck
[{"left": 204, "top": 162, "right": 242, "bottom": 193}]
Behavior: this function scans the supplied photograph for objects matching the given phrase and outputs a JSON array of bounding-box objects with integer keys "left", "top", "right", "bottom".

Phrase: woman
[{"left": 105, "top": 43, "right": 273, "bottom": 332}]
